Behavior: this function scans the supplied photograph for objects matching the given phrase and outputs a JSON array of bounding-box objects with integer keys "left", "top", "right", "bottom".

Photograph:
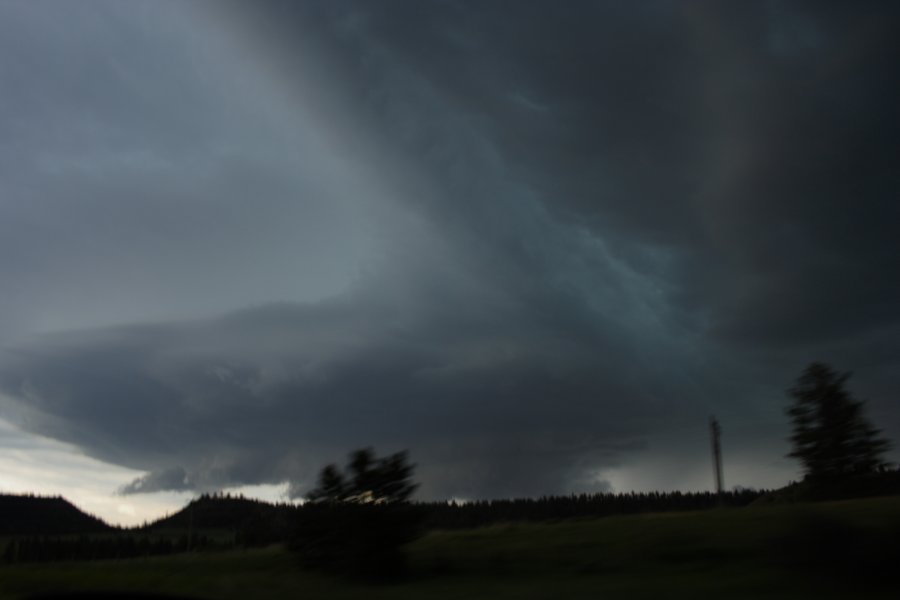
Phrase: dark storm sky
[{"left": 0, "top": 0, "right": 898, "bottom": 503}]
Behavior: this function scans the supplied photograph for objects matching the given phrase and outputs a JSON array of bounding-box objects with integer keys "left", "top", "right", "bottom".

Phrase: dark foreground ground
[{"left": 2, "top": 496, "right": 899, "bottom": 599}]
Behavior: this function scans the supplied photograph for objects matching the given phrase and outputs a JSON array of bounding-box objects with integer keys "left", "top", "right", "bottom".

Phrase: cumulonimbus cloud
[{"left": 1, "top": 1, "right": 898, "bottom": 499}]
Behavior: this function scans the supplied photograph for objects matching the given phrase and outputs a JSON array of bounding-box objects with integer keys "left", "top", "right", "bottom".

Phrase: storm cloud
[{"left": 1, "top": 1, "right": 898, "bottom": 503}]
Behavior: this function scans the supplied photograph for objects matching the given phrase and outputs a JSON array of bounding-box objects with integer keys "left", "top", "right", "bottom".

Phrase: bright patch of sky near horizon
[
  {"left": 0, "top": 417, "right": 294, "bottom": 526},
  {"left": 0, "top": 418, "right": 190, "bottom": 526}
]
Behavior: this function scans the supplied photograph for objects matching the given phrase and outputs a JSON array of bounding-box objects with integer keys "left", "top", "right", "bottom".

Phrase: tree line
[
  {"left": 2, "top": 533, "right": 218, "bottom": 564},
  {"left": 420, "top": 488, "right": 765, "bottom": 530}
]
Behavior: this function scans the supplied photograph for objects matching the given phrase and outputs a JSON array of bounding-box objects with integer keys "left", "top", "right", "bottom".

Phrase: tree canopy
[
  {"left": 295, "top": 448, "right": 421, "bottom": 580},
  {"left": 786, "top": 362, "right": 890, "bottom": 482},
  {"left": 307, "top": 448, "right": 417, "bottom": 504}
]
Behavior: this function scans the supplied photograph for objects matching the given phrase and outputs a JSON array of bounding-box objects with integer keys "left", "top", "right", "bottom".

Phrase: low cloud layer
[
  {"left": 0, "top": 290, "right": 693, "bottom": 498},
  {"left": 1, "top": 1, "right": 898, "bottom": 500}
]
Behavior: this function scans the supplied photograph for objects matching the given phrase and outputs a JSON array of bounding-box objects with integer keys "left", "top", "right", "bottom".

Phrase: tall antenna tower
[{"left": 710, "top": 416, "right": 723, "bottom": 496}]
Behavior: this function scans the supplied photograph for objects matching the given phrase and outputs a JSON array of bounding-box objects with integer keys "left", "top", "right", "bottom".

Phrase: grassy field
[{"left": 2, "top": 496, "right": 898, "bottom": 599}]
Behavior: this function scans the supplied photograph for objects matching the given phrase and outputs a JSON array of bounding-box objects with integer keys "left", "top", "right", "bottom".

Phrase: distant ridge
[
  {"left": 143, "top": 493, "right": 296, "bottom": 546},
  {"left": 0, "top": 493, "right": 114, "bottom": 535},
  {"left": 145, "top": 493, "right": 293, "bottom": 533}
]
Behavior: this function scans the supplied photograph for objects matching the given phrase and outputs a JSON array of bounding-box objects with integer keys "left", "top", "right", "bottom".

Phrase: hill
[
  {"left": 144, "top": 494, "right": 296, "bottom": 546},
  {"left": 0, "top": 494, "right": 113, "bottom": 535}
]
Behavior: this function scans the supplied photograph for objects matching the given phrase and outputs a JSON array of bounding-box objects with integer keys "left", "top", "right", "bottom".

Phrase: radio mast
[{"left": 710, "top": 416, "right": 723, "bottom": 496}]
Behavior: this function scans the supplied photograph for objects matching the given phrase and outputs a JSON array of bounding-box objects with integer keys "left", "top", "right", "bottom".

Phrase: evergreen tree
[
  {"left": 292, "top": 448, "right": 421, "bottom": 580},
  {"left": 307, "top": 448, "right": 417, "bottom": 504},
  {"left": 306, "top": 464, "right": 347, "bottom": 503},
  {"left": 787, "top": 362, "right": 890, "bottom": 482}
]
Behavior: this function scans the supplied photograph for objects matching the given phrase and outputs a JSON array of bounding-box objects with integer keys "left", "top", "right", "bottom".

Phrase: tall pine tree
[{"left": 787, "top": 362, "right": 890, "bottom": 482}]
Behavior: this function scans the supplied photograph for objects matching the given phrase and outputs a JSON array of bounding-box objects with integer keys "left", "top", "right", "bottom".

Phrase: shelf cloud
[{"left": 0, "top": 1, "right": 897, "bottom": 505}]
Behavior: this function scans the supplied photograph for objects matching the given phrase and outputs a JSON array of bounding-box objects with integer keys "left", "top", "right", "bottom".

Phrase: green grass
[{"left": 2, "top": 496, "right": 899, "bottom": 599}]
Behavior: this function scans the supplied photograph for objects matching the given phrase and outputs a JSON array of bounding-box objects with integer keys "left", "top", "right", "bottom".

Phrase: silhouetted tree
[
  {"left": 306, "top": 464, "right": 347, "bottom": 503},
  {"left": 292, "top": 448, "right": 421, "bottom": 581},
  {"left": 307, "top": 448, "right": 417, "bottom": 504},
  {"left": 787, "top": 363, "right": 890, "bottom": 484}
]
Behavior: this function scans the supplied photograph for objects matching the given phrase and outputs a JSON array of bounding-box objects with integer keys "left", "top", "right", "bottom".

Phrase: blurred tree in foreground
[
  {"left": 307, "top": 448, "right": 417, "bottom": 504},
  {"left": 291, "top": 448, "right": 421, "bottom": 581},
  {"left": 787, "top": 363, "right": 890, "bottom": 485}
]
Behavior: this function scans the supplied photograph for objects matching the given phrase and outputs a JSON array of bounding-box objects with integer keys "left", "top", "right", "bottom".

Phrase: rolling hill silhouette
[
  {"left": 144, "top": 494, "right": 296, "bottom": 546},
  {"left": 145, "top": 494, "right": 292, "bottom": 531},
  {"left": 0, "top": 494, "right": 114, "bottom": 535}
]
